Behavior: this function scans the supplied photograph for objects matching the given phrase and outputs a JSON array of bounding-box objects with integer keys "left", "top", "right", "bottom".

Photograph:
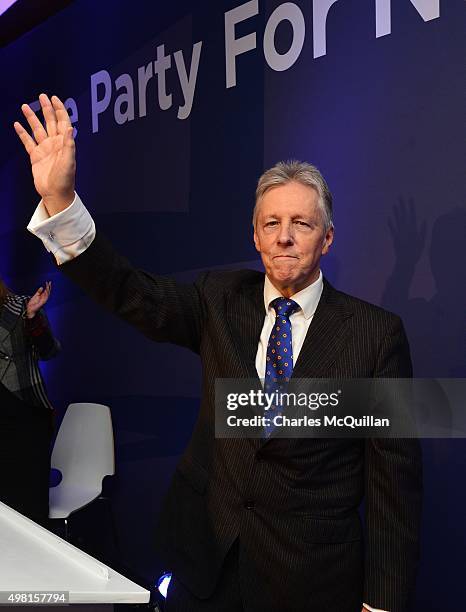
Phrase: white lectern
[{"left": 0, "top": 501, "right": 150, "bottom": 609}]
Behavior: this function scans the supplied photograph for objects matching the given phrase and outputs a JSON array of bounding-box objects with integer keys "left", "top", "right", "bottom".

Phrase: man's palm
[
  {"left": 14, "top": 93, "right": 76, "bottom": 213},
  {"left": 30, "top": 134, "right": 73, "bottom": 199}
]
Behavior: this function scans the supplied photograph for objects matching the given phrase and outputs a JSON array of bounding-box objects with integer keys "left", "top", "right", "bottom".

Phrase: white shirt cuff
[
  {"left": 363, "top": 604, "right": 389, "bottom": 612},
  {"left": 27, "top": 193, "right": 96, "bottom": 265}
]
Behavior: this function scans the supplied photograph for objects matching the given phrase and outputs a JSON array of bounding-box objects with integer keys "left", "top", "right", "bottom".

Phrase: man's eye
[
  {"left": 294, "top": 220, "right": 310, "bottom": 227},
  {"left": 265, "top": 221, "right": 278, "bottom": 227}
]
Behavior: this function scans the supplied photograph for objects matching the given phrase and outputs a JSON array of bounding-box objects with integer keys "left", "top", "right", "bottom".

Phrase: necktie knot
[{"left": 270, "top": 297, "right": 300, "bottom": 319}]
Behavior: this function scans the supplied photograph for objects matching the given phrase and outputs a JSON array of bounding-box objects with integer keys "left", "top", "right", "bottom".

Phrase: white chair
[{"left": 49, "top": 402, "right": 115, "bottom": 523}]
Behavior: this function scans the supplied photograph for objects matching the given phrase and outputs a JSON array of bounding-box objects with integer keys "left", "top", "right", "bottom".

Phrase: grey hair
[{"left": 253, "top": 160, "right": 334, "bottom": 231}]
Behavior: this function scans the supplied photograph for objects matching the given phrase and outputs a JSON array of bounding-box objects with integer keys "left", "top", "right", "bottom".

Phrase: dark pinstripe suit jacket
[{"left": 62, "top": 233, "right": 422, "bottom": 612}]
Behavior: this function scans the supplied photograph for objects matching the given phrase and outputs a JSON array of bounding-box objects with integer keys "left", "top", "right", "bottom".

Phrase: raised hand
[
  {"left": 26, "top": 281, "right": 52, "bottom": 319},
  {"left": 14, "top": 93, "right": 76, "bottom": 216},
  {"left": 387, "top": 196, "right": 426, "bottom": 267}
]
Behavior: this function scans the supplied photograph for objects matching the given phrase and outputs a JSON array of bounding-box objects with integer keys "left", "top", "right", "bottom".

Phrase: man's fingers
[
  {"left": 61, "top": 126, "right": 76, "bottom": 168},
  {"left": 39, "top": 93, "right": 57, "bottom": 137},
  {"left": 21, "top": 103, "right": 48, "bottom": 144},
  {"left": 64, "top": 126, "right": 75, "bottom": 148},
  {"left": 13, "top": 121, "right": 36, "bottom": 155},
  {"left": 51, "top": 95, "right": 72, "bottom": 135}
]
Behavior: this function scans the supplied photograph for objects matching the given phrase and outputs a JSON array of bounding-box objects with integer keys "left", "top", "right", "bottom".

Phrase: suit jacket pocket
[
  {"left": 299, "top": 514, "right": 362, "bottom": 544},
  {"left": 176, "top": 455, "right": 209, "bottom": 494}
]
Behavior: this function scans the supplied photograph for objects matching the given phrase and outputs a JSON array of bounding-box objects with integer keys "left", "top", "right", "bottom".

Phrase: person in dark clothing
[{"left": 0, "top": 277, "right": 60, "bottom": 524}]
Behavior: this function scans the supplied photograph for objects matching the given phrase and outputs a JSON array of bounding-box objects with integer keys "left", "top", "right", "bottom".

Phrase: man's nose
[{"left": 277, "top": 222, "right": 294, "bottom": 245}]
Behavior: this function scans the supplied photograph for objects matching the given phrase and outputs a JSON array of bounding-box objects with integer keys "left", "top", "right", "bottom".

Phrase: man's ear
[
  {"left": 253, "top": 229, "right": 261, "bottom": 253},
  {"left": 321, "top": 226, "right": 334, "bottom": 255}
]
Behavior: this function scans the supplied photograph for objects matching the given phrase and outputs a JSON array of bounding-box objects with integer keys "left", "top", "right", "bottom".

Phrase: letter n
[{"left": 375, "top": 0, "right": 440, "bottom": 38}]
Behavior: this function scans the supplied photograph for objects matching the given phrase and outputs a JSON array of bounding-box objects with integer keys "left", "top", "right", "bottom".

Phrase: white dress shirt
[
  {"left": 27, "top": 195, "right": 387, "bottom": 612},
  {"left": 255, "top": 272, "right": 323, "bottom": 380}
]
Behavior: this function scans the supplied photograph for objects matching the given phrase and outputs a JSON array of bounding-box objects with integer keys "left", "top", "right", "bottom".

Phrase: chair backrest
[{"left": 51, "top": 403, "right": 115, "bottom": 490}]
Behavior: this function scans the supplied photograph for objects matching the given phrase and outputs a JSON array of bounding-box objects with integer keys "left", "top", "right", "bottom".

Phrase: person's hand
[
  {"left": 26, "top": 281, "right": 52, "bottom": 319},
  {"left": 14, "top": 93, "right": 76, "bottom": 216}
]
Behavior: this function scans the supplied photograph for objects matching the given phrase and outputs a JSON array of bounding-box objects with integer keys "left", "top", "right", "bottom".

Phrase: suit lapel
[
  {"left": 225, "top": 277, "right": 353, "bottom": 379},
  {"left": 292, "top": 279, "right": 353, "bottom": 379},
  {"left": 226, "top": 277, "right": 265, "bottom": 381},
  {"left": 225, "top": 276, "right": 265, "bottom": 451}
]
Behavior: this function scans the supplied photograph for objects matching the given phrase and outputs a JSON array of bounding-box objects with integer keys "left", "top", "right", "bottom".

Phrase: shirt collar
[{"left": 263, "top": 270, "right": 323, "bottom": 320}]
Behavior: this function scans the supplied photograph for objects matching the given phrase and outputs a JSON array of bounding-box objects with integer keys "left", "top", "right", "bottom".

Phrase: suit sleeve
[
  {"left": 363, "top": 316, "right": 423, "bottom": 612},
  {"left": 59, "top": 232, "right": 207, "bottom": 354}
]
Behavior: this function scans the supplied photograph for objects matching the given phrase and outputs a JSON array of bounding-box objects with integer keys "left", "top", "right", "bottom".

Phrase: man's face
[{"left": 253, "top": 181, "right": 333, "bottom": 297}]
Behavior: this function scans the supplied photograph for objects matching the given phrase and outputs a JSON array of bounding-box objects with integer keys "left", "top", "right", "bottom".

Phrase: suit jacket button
[{"left": 244, "top": 500, "right": 255, "bottom": 510}]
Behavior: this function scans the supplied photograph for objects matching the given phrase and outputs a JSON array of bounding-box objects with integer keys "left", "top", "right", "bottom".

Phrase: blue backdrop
[{"left": 1, "top": 1, "right": 464, "bottom": 608}]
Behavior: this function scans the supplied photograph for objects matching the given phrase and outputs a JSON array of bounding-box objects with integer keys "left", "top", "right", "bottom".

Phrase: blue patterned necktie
[{"left": 264, "top": 297, "right": 300, "bottom": 437}]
